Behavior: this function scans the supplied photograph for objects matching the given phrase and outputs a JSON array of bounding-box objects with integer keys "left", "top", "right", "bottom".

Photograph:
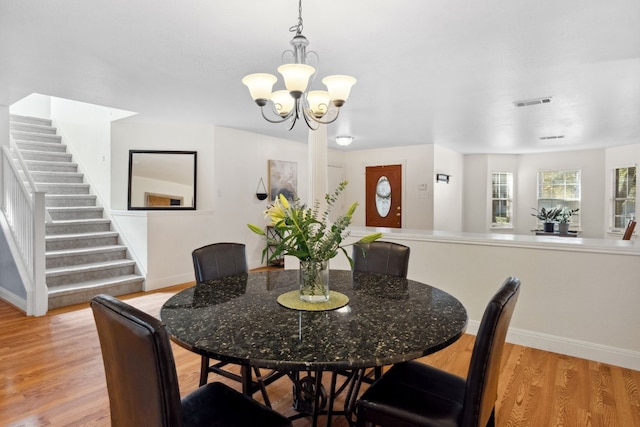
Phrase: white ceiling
[{"left": 2, "top": 0, "right": 639, "bottom": 154}]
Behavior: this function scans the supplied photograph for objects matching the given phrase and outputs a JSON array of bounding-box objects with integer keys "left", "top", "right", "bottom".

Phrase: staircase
[{"left": 9, "top": 114, "right": 144, "bottom": 310}]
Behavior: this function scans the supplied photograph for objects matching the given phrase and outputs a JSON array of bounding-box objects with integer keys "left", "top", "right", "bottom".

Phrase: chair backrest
[
  {"left": 91, "top": 294, "right": 182, "bottom": 427},
  {"left": 461, "top": 277, "right": 521, "bottom": 427},
  {"left": 352, "top": 241, "right": 410, "bottom": 278},
  {"left": 622, "top": 220, "right": 636, "bottom": 240},
  {"left": 192, "top": 242, "right": 248, "bottom": 283}
]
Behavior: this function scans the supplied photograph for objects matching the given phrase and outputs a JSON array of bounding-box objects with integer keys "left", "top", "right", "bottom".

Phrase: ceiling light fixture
[
  {"left": 242, "top": 0, "right": 356, "bottom": 131},
  {"left": 335, "top": 136, "right": 354, "bottom": 146}
]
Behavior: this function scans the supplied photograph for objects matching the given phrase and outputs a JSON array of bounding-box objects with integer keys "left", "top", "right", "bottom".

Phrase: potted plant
[
  {"left": 531, "top": 207, "right": 561, "bottom": 232},
  {"left": 557, "top": 208, "right": 579, "bottom": 234},
  {"left": 248, "top": 181, "right": 382, "bottom": 303}
]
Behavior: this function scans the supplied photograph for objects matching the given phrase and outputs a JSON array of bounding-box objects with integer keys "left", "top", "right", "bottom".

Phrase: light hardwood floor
[{"left": 1, "top": 283, "right": 639, "bottom": 426}]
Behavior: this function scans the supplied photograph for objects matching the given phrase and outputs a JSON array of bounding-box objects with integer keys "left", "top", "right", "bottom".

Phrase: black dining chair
[
  {"left": 90, "top": 294, "right": 292, "bottom": 427},
  {"left": 355, "top": 276, "right": 521, "bottom": 427},
  {"left": 352, "top": 241, "right": 410, "bottom": 278},
  {"left": 192, "top": 242, "right": 284, "bottom": 406},
  {"left": 352, "top": 240, "right": 411, "bottom": 380}
]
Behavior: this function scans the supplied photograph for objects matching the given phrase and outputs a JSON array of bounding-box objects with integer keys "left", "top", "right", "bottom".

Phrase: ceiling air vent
[
  {"left": 513, "top": 97, "right": 552, "bottom": 107},
  {"left": 539, "top": 135, "right": 565, "bottom": 141}
]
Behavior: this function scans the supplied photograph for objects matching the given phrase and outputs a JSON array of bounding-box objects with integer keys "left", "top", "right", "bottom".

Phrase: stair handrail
[
  {"left": 8, "top": 134, "right": 53, "bottom": 223},
  {"left": 2, "top": 137, "right": 48, "bottom": 315}
]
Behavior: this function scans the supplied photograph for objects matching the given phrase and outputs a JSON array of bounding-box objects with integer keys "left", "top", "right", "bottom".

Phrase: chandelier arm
[
  {"left": 301, "top": 108, "right": 320, "bottom": 131},
  {"left": 306, "top": 108, "right": 340, "bottom": 125},
  {"left": 260, "top": 107, "right": 295, "bottom": 124}
]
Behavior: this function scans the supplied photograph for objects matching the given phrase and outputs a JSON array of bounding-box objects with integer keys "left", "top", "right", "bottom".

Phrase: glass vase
[{"left": 299, "top": 259, "right": 330, "bottom": 303}]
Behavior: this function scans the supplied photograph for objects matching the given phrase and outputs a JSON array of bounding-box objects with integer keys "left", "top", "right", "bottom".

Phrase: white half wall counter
[{"left": 329, "top": 227, "right": 640, "bottom": 370}]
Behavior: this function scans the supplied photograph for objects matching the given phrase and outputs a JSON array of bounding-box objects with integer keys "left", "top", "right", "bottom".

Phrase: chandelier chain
[{"left": 289, "top": 0, "right": 304, "bottom": 35}]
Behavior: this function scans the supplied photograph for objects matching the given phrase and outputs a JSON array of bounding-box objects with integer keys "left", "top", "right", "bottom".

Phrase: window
[
  {"left": 612, "top": 166, "right": 636, "bottom": 230},
  {"left": 536, "top": 170, "right": 581, "bottom": 229},
  {"left": 491, "top": 172, "right": 513, "bottom": 228}
]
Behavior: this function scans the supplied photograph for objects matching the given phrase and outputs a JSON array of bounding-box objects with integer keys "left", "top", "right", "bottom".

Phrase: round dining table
[{"left": 160, "top": 269, "right": 468, "bottom": 426}]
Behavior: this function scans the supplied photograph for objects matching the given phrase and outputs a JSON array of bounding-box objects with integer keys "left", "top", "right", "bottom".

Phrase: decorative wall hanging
[
  {"left": 269, "top": 160, "right": 298, "bottom": 201},
  {"left": 256, "top": 178, "right": 268, "bottom": 200}
]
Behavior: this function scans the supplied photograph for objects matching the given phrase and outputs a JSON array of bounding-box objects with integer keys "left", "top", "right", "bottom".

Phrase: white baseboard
[
  {"left": 145, "top": 273, "right": 194, "bottom": 291},
  {"left": 0, "top": 287, "right": 27, "bottom": 313},
  {"left": 466, "top": 320, "right": 640, "bottom": 371}
]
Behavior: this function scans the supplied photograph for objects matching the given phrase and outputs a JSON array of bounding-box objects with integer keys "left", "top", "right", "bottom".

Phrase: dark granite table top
[{"left": 160, "top": 269, "right": 467, "bottom": 371}]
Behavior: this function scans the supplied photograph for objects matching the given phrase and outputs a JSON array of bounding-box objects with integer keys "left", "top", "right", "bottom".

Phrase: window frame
[
  {"left": 491, "top": 172, "right": 513, "bottom": 229},
  {"left": 611, "top": 166, "right": 636, "bottom": 231},
  {"left": 536, "top": 170, "right": 581, "bottom": 230}
]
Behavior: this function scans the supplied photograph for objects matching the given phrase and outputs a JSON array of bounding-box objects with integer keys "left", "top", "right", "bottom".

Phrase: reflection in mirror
[{"left": 128, "top": 150, "right": 197, "bottom": 210}]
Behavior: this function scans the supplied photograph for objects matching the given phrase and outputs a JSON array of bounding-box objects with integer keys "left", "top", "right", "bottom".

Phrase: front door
[{"left": 365, "top": 164, "right": 402, "bottom": 228}]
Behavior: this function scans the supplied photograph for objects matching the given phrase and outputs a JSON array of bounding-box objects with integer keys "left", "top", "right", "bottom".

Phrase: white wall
[
  {"left": 110, "top": 122, "right": 309, "bottom": 288},
  {"left": 9, "top": 93, "right": 51, "bottom": 119},
  {"left": 463, "top": 155, "right": 489, "bottom": 231},
  {"left": 515, "top": 149, "right": 605, "bottom": 237},
  {"left": 433, "top": 144, "right": 464, "bottom": 231},
  {"left": 340, "top": 144, "right": 436, "bottom": 229},
  {"left": 51, "top": 97, "right": 136, "bottom": 211},
  {"left": 214, "top": 126, "right": 308, "bottom": 268}
]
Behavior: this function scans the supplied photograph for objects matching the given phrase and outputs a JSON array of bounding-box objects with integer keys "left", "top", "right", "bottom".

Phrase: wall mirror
[{"left": 128, "top": 150, "right": 197, "bottom": 210}]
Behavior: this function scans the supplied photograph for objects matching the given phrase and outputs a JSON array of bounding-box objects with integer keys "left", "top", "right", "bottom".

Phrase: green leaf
[
  {"left": 356, "top": 232, "right": 383, "bottom": 244},
  {"left": 247, "top": 223, "right": 266, "bottom": 236}
]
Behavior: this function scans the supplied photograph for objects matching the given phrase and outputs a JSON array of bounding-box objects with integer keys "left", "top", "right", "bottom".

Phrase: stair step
[
  {"left": 10, "top": 130, "right": 62, "bottom": 144},
  {"left": 37, "top": 182, "right": 90, "bottom": 195},
  {"left": 48, "top": 206, "right": 104, "bottom": 220},
  {"left": 28, "top": 171, "right": 84, "bottom": 184},
  {"left": 15, "top": 139, "right": 67, "bottom": 153},
  {"left": 9, "top": 114, "right": 52, "bottom": 127},
  {"left": 45, "top": 194, "right": 97, "bottom": 207},
  {"left": 46, "top": 245, "right": 127, "bottom": 269},
  {"left": 10, "top": 122, "right": 57, "bottom": 134},
  {"left": 47, "top": 274, "right": 145, "bottom": 310},
  {"left": 46, "top": 231, "right": 119, "bottom": 251},
  {"left": 19, "top": 149, "right": 71, "bottom": 162},
  {"left": 46, "top": 219, "right": 111, "bottom": 235},
  {"left": 46, "top": 259, "right": 137, "bottom": 287},
  {"left": 25, "top": 160, "right": 78, "bottom": 173}
]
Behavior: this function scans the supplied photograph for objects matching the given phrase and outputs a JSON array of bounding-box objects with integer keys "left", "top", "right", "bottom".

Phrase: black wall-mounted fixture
[
  {"left": 436, "top": 173, "right": 450, "bottom": 183},
  {"left": 256, "top": 177, "right": 268, "bottom": 200}
]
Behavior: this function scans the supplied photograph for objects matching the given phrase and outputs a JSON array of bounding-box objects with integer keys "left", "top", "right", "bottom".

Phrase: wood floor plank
[{"left": 1, "top": 284, "right": 639, "bottom": 426}]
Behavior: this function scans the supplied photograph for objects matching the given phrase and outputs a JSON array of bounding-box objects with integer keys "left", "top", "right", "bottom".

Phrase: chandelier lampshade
[
  {"left": 242, "top": 0, "right": 356, "bottom": 130},
  {"left": 241, "top": 73, "right": 278, "bottom": 107}
]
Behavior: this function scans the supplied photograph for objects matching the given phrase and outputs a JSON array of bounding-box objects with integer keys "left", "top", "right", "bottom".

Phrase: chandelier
[{"left": 242, "top": 0, "right": 356, "bottom": 130}]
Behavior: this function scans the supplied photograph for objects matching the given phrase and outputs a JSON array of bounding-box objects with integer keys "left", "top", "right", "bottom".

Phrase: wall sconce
[{"left": 436, "top": 173, "right": 450, "bottom": 183}]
